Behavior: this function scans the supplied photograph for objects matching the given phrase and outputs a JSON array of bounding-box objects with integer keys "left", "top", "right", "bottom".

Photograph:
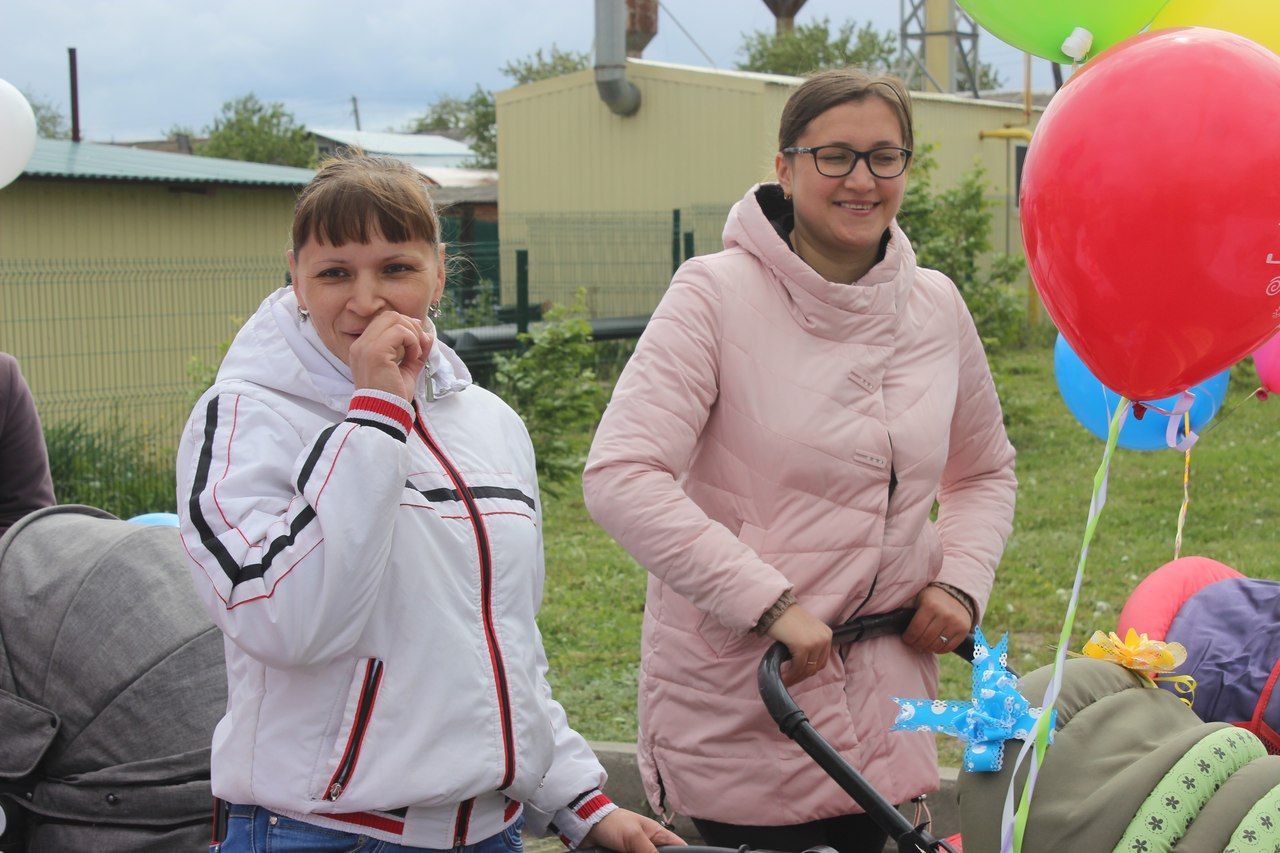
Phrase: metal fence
[
  {"left": 1, "top": 209, "right": 722, "bottom": 514},
  {"left": 497, "top": 204, "right": 730, "bottom": 320}
]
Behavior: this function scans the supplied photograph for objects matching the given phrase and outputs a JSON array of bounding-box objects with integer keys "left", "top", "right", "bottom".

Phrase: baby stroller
[
  {"left": 635, "top": 610, "right": 967, "bottom": 853},
  {"left": 0, "top": 505, "right": 226, "bottom": 852},
  {"left": 751, "top": 608, "right": 1280, "bottom": 852},
  {"left": 702, "top": 609, "right": 963, "bottom": 853}
]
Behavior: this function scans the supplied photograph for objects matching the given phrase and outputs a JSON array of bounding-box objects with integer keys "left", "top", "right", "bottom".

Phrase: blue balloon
[
  {"left": 127, "top": 512, "right": 180, "bottom": 527},
  {"left": 1054, "top": 335, "right": 1230, "bottom": 451}
]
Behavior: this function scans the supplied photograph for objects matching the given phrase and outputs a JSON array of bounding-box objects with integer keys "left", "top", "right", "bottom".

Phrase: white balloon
[{"left": 0, "top": 79, "right": 38, "bottom": 190}]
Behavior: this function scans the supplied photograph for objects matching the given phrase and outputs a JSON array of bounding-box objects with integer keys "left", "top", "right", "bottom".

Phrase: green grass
[{"left": 538, "top": 342, "right": 1280, "bottom": 761}]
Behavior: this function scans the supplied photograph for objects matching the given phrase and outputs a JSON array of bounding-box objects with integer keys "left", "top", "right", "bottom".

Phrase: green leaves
[
  {"left": 196, "top": 93, "right": 317, "bottom": 168},
  {"left": 737, "top": 18, "right": 898, "bottom": 77},
  {"left": 407, "top": 44, "right": 588, "bottom": 170},
  {"left": 736, "top": 16, "right": 1002, "bottom": 89},
  {"left": 491, "top": 291, "right": 605, "bottom": 493},
  {"left": 898, "top": 148, "right": 1032, "bottom": 350}
]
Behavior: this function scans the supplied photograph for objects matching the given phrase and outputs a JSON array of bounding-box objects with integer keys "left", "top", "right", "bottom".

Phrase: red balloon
[{"left": 1022, "top": 27, "right": 1280, "bottom": 401}]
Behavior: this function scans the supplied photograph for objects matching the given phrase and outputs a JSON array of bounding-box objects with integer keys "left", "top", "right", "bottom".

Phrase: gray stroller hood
[{"left": 0, "top": 505, "right": 225, "bottom": 851}]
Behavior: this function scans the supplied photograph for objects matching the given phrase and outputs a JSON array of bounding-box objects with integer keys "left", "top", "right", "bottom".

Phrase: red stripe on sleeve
[
  {"left": 350, "top": 394, "right": 412, "bottom": 432},
  {"left": 574, "top": 794, "right": 612, "bottom": 821}
]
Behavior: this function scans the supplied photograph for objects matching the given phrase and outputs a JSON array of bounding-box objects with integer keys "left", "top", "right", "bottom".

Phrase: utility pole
[
  {"left": 350, "top": 95, "right": 362, "bottom": 131},
  {"left": 68, "top": 47, "right": 81, "bottom": 142}
]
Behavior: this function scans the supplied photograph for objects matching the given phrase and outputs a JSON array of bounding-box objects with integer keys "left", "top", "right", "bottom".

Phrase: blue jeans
[{"left": 214, "top": 804, "right": 525, "bottom": 853}]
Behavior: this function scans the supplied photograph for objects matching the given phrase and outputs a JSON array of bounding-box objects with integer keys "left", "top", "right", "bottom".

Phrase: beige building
[
  {"left": 0, "top": 140, "right": 310, "bottom": 444},
  {"left": 496, "top": 59, "right": 1040, "bottom": 317}
]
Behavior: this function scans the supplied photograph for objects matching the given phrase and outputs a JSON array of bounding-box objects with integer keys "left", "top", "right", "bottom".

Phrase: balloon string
[
  {"left": 1001, "top": 398, "right": 1128, "bottom": 853},
  {"left": 1173, "top": 412, "right": 1192, "bottom": 560},
  {"left": 1200, "top": 386, "right": 1264, "bottom": 438}
]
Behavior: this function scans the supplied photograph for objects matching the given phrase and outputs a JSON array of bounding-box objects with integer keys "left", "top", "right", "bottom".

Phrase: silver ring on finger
[{"left": 938, "top": 635, "right": 949, "bottom": 645}]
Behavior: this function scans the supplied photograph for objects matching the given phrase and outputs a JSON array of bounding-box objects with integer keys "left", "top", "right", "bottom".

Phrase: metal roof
[
  {"left": 431, "top": 184, "right": 498, "bottom": 207},
  {"left": 23, "top": 139, "right": 315, "bottom": 186},
  {"left": 313, "top": 129, "right": 473, "bottom": 159}
]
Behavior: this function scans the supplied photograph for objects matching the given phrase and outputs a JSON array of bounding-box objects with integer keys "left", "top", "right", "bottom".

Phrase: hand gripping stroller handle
[{"left": 757, "top": 608, "right": 966, "bottom": 853}]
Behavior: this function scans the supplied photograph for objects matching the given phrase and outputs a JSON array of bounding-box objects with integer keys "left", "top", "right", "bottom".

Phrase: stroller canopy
[{"left": 0, "top": 505, "right": 225, "bottom": 851}]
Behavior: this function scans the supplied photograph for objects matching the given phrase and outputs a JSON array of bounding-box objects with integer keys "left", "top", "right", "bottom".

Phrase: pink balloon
[{"left": 1256, "top": 333, "right": 1280, "bottom": 394}]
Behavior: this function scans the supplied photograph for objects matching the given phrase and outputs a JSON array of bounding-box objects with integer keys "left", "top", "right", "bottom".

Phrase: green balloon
[{"left": 957, "top": 0, "right": 1171, "bottom": 63}]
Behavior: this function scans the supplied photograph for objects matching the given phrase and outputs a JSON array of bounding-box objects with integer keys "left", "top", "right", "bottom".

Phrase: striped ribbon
[
  {"left": 1173, "top": 411, "right": 1192, "bottom": 560},
  {"left": 1000, "top": 398, "right": 1129, "bottom": 853}
]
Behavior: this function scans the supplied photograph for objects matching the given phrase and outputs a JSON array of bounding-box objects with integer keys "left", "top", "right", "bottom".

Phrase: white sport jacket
[{"left": 177, "top": 288, "right": 614, "bottom": 848}]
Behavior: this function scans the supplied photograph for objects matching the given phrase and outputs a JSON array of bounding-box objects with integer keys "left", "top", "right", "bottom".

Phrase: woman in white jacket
[{"left": 178, "top": 156, "right": 680, "bottom": 853}]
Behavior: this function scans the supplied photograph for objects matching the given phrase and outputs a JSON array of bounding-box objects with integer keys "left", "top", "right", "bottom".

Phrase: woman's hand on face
[
  {"left": 903, "top": 585, "right": 972, "bottom": 656},
  {"left": 348, "top": 312, "right": 434, "bottom": 401},
  {"left": 766, "top": 604, "right": 833, "bottom": 686},
  {"left": 581, "top": 809, "right": 685, "bottom": 853}
]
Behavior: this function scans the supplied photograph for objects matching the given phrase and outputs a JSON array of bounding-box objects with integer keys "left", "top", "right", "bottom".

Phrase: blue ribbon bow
[{"left": 891, "top": 628, "right": 1055, "bottom": 773}]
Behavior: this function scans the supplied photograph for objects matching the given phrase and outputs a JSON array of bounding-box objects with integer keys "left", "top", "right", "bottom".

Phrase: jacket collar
[
  {"left": 217, "top": 287, "right": 472, "bottom": 413},
  {"left": 722, "top": 183, "right": 917, "bottom": 342}
]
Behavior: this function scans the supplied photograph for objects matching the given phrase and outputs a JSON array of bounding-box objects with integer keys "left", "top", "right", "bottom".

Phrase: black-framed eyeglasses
[{"left": 781, "top": 145, "right": 913, "bottom": 179}]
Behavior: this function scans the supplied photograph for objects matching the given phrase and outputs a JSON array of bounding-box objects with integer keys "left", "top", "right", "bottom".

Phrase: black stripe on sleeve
[
  {"left": 188, "top": 397, "right": 331, "bottom": 589},
  {"left": 347, "top": 417, "right": 407, "bottom": 442},
  {"left": 233, "top": 506, "right": 318, "bottom": 586},
  {"left": 189, "top": 396, "right": 242, "bottom": 583},
  {"left": 297, "top": 424, "right": 340, "bottom": 493}
]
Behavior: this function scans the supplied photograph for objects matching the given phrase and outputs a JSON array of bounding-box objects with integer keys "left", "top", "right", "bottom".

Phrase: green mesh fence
[
  {"left": 0, "top": 256, "right": 284, "bottom": 515},
  {"left": 1, "top": 208, "right": 729, "bottom": 514},
  {"left": 498, "top": 205, "right": 732, "bottom": 320}
]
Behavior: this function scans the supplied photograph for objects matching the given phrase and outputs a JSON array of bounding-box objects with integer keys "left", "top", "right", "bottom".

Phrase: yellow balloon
[{"left": 1151, "top": 0, "right": 1280, "bottom": 54}]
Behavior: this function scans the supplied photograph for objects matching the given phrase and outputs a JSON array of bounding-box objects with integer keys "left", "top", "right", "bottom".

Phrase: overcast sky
[{"left": 1, "top": 1, "right": 1053, "bottom": 142}]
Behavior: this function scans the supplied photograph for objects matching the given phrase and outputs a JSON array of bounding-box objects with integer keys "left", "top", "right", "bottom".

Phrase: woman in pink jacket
[{"left": 582, "top": 70, "right": 1016, "bottom": 852}]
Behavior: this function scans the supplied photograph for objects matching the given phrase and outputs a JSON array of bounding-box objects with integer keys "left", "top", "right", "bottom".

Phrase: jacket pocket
[
  {"left": 310, "top": 657, "right": 385, "bottom": 803},
  {"left": 693, "top": 521, "right": 771, "bottom": 659},
  {"left": 922, "top": 522, "right": 944, "bottom": 580}
]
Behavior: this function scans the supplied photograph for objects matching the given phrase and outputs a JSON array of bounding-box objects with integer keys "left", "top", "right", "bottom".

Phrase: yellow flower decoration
[
  {"left": 1078, "top": 628, "right": 1196, "bottom": 705},
  {"left": 1081, "top": 628, "right": 1187, "bottom": 673}
]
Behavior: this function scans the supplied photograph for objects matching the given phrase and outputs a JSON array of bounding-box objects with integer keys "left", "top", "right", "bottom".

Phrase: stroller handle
[{"left": 757, "top": 608, "right": 967, "bottom": 853}]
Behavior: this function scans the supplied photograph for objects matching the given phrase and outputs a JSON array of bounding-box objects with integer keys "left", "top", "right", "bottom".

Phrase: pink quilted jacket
[{"left": 582, "top": 183, "right": 1016, "bottom": 824}]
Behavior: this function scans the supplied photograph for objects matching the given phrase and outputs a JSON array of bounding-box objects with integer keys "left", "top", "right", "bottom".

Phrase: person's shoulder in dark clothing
[{"left": 0, "top": 352, "right": 56, "bottom": 538}]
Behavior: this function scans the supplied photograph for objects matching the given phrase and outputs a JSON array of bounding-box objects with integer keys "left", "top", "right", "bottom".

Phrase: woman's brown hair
[
  {"left": 778, "top": 68, "right": 914, "bottom": 152},
  {"left": 292, "top": 154, "right": 441, "bottom": 253}
]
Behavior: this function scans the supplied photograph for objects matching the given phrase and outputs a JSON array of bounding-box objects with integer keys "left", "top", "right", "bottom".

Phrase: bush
[
  {"left": 492, "top": 291, "right": 606, "bottom": 493},
  {"left": 898, "top": 148, "right": 1039, "bottom": 350},
  {"left": 44, "top": 419, "right": 177, "bottom": 519}
]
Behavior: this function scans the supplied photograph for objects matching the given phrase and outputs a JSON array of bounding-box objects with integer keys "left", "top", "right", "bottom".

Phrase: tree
[
  {"left": 501, "top": 45, "right": 590, "bottom": 86},
  {"left": 898, "top": 147, "right": 1027, "bottom": 348},
  {"left": 196, "top": 94, "right": 317, "bottom": 168},
  {"left": 409, "top": 94, "right": 472, "bottom": 134},
  {"left": 737, "top": 18, "right": 898, "bottom": 76},
  {"left": 737, "top": 17, "right": 1003, "bottom": 91},
  {"left": 407, "top": 44, "right": 589, "bottom": 170},
  {"left": 23, "top": 91, "right": 69, "bottom": 139},
  {"left": 407, "top": 86, "right": 496, "bottom": 168}
]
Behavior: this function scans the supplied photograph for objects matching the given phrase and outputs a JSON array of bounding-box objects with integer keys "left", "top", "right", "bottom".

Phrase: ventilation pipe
[
  {"left": 595, "top": 0, "right": 641, "bottom": 116},
  {"left": 626, "top": 0, "right": 658, "bottom": 58}
]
